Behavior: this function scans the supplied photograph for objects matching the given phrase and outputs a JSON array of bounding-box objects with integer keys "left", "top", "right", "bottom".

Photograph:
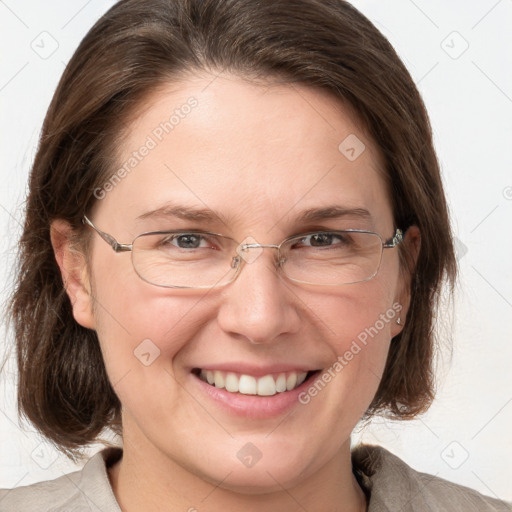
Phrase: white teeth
[
  {"left": 239, "top": 375, "right": 257, "bottom": 395},
  {"left": 286, "top": 373, "right": 297, "bottom": 391},
  {"left": 275, "top": 373, "right": 287, "bottom": 392},
  {"left": 198, "top": 369, "right": 310, "bottom": 396},
  {"left": 225, "top": 372, "right": 239, "bottom": 393},
  {"left": 296, "top": 372, "right": 308, "bottom": 387},
  {"left": 257, "top": 375, "right": 277, "bottom": 396},
  {"left": 214, "top": 370, "right": 225, "bottom": 388}
]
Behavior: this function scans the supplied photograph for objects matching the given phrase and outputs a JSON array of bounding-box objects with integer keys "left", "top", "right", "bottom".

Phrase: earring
[{"left": 396, "top": 317, "right": 402, "bottom": 325}]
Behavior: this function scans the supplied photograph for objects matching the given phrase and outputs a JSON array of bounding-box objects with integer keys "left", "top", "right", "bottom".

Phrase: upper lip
[{"left": 192, "top": 363, "right": 321, "bottom": 377}]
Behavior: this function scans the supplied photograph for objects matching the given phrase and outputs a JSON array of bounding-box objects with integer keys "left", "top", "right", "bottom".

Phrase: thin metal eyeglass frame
[{"left": 82, "top": 215, "right": 404, "bottom": 288}]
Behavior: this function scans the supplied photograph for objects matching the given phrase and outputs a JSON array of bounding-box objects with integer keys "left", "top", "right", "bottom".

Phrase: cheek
[
  {"left": 90, "top": 278, "right": 217, "bottom": 431},
  {"left": 89, "top": 255, "right": 213, "bottom": 383},
  {"left": 314, "top": 274, "right": 398, "bottom": 349},
  {"left": 301, "top": 277, "right": 399, "bottom": 411}
]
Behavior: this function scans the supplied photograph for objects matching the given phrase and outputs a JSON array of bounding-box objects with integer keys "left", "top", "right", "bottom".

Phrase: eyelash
[{"left": 159, "top": 230, "right": 351, "bottom": 251}]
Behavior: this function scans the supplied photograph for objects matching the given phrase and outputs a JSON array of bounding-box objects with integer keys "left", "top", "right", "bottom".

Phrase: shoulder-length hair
[{"left": 8, "top": 0, "right": 456, "bottom": 458}]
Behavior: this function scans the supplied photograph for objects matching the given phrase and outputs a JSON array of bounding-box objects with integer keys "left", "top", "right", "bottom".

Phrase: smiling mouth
[{"left": 192, "top": 368, "right": 321, "bottom": 396}]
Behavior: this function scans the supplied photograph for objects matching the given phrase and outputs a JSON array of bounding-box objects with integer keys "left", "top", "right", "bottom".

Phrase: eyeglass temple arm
[
  {"left": 82, "top": 216, "right": 132, "bottom": 252},
  {"left": 383, "top": 228, "right": 404, "bottom": 249}
]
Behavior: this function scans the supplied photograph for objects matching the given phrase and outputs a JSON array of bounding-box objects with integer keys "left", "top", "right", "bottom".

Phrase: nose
[{"left": 216, "top": 248, "right": 301, "bottom": 345}]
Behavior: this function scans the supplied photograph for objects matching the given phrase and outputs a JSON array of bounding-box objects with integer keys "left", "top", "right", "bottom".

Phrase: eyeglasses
[{"left": 82, "top": 215, "right": 403, "bottom": 289}]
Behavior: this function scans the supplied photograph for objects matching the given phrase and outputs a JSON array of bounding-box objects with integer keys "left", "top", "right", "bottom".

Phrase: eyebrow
[
  {"left": 136, "top": 203, "right": 229, "bottom": 224},
  {"left": 296, "top": 206, "right": 371, "bottom": 224},
  {"left": 135, "top": 202, "right": 372, "bottom": 226}
]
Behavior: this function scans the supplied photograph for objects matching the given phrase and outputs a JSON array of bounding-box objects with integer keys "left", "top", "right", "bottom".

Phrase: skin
[{"left": 51, "top": 72, "right": 420, "bottom": 512}]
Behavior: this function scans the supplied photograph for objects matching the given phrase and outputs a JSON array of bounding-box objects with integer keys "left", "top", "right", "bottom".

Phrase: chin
[{"left": 190, "top": 439, "right": 321, "bottom": 494}]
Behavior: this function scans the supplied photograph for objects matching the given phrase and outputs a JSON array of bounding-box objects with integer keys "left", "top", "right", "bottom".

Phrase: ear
[
  {"left": 390, "top": 225, "right": 421, "bottom": 337},
  {"left": 50, "top": 219, "right": 96, "bottom": 329}
]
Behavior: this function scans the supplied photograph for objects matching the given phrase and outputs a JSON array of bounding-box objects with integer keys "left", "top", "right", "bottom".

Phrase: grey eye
[
  {"left": 172, "top": 234, "right": 203, "bottom": 249},
  {"left": 308, "top": 233, "right": 335, "bottom": 246},
  {"left": 295, "top": 232, "right": 348, "bottom": 248}
]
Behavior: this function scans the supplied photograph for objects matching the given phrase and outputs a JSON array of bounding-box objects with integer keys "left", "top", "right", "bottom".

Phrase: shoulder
[
  {"left": 0, "top": 469, "right": 84, "bottom": 512},
  {"left": 0, "top": 447, "right": 122, "bottom": 512},
  {"left": 352, "top": 444, "right": 512, "bottom": 512}
]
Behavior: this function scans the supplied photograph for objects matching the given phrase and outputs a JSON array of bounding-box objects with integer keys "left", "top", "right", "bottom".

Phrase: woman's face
[{"left": 71, "top": 73, "right": 410, "bottom": 490}]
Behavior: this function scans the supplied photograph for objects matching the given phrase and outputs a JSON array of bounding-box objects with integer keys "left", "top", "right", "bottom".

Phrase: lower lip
[{"left": 190, "top": 371, "right": 320, "bottom": 419}]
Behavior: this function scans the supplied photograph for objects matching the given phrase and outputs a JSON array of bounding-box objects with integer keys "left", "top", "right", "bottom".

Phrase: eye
[
  {"left": 161, "top": 233, "right": 212, "bottom": 250},
  {"left": 295, "top": 232, "right": 350, "bottom": 248}
]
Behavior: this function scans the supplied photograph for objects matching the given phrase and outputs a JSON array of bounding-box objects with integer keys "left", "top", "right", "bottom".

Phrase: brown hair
[{"left": 8, "top": 0, "right": 456, "bottom": 458}]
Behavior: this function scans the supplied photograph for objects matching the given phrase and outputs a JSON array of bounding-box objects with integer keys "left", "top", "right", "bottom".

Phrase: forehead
[{"left": 96, "top": 73, "right": 393, "bottom": 236}]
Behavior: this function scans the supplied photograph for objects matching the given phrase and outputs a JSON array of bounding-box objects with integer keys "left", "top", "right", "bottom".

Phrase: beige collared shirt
[{"left": 0, "top": 445, "right": 510, "bottom": 511}]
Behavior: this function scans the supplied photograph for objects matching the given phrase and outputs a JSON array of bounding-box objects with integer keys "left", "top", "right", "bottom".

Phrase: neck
[{"left": 108, "top": 428, "right": 367, "bottom": 512}]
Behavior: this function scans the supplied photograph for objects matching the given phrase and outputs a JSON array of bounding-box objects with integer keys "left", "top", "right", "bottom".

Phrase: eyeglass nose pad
[
  {"left": 231, "top": 255, "right": 242, "bottom": 269},
  {"left": 231, "top": 252, "right": 283, "bottom": 272}
]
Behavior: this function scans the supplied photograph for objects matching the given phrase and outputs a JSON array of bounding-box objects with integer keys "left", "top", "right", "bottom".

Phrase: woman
[{"left": 1, "top": 0, "right": 510, "bottom": 510}]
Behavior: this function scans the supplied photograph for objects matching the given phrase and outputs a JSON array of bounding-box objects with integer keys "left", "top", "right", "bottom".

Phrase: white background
[{"left": 1, "top": 0, "right": 511, "bottom": 503}]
